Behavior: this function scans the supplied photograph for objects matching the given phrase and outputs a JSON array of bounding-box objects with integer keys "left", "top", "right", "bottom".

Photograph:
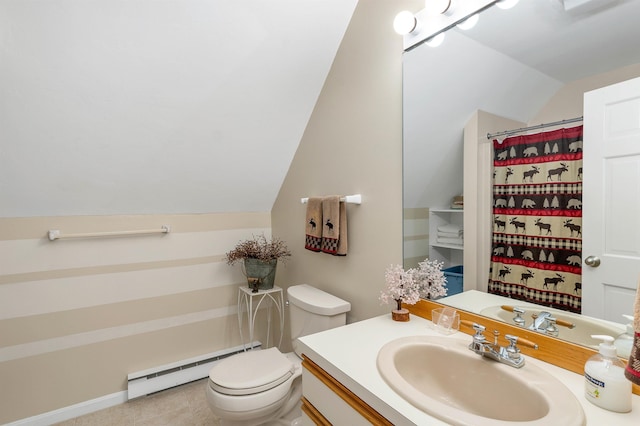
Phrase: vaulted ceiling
[
  {"left": 3, "top": 0, "right": 640, "bottom": 217},
  {"left": 0, "top": 0, "right": 357, "bottom": 216}
]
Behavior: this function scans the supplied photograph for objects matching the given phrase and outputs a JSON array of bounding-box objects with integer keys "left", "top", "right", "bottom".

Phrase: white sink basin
[
  {"left": 377, "top": 335, "right": 585, "bottom": 426},
  {"left": 479, "top": 305, "right": 625, "bottom": 350}
]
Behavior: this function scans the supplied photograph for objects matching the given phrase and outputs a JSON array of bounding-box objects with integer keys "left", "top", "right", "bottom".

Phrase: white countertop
[{"left": 298, "top": 313, "right": 640, "bottom": 425}]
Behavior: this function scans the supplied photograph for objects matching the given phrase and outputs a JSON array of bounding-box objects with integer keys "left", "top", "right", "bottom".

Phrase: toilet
[{"left": 206, "top": 284, "right": 351, "bottom": 426}]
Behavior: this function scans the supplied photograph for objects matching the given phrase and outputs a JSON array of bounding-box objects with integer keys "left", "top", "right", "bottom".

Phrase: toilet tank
[{"left": 287, "top": 284, "right": 351, "bottom": 356}]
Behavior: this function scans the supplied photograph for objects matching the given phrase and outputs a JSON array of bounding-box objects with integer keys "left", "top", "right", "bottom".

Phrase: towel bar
[
  {"left": 300, "top": 194, "right": 362, "bottom": 204},
  {"left": 48, "top": 225, "right": 171, "bottom": 241}
]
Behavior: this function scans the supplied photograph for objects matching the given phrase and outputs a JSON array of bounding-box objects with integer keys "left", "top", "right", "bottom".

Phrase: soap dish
[{"left": 431, "top": 307, "right": 460, "bottom": 335}]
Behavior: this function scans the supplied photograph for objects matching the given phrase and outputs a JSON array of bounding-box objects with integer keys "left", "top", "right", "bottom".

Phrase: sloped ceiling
[
  {"left": 0, "top": 0, "right": 357, "bottom": 217},
  {"left": 403, "top": 0, "right": 640, "bottom": 208}
]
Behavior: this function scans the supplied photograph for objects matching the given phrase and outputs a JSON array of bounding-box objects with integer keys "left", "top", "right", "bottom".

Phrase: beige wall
[
  {"left": 0, "top": 0, "right": 422, "bottom": 421},
  {"left": 0, "top": 213, "right": 270, "bottom": 423},
  {"left": 272, "top": 0, "right": 421, "bottom": 340},
  {"left": 403, "top": 207, "right": 430, "bottom": 269},
  {"left": 531, "top": 63, "right": 640, "bottom": 124}
]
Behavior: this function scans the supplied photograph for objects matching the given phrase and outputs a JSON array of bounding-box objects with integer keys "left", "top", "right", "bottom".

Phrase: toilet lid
[{"left": 209, "top": 347, "right": 294, "bottom": 396}]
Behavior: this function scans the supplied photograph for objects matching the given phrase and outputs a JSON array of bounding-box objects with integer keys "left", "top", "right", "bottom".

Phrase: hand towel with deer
[{"left": 305, "top": 196, "right": 348, "bottom": 256}]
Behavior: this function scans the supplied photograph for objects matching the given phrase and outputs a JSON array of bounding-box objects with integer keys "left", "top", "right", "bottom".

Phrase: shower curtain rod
[{"left": 487, "top": 116, "right": 583, "bottom": 140}]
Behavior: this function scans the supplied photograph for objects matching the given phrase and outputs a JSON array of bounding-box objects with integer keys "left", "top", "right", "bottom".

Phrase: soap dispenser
[
  {"left": 614, "top": 314, "right": 635, "bottom": 359},
  {"left": 584, "top": 335, "right": 632, "bottom": 413}
]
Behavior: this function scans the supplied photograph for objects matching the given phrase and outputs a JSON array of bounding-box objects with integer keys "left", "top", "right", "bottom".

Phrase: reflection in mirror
[
  {"left": 444, "top": 290, "right": 630, "bottom": 357},
  {"left": 402, "top": 0, "right": 640, "bottom": 353}
]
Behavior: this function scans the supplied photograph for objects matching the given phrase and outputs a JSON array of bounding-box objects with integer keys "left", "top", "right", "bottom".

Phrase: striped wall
[
  {"left": 0, "top": 213, "right": 271, "bottom": 424},
  {"left": 403, "top": 208, "right": 429, "bottom": 269}
]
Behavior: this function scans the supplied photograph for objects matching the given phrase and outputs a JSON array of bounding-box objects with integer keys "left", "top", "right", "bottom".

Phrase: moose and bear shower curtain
[{"left": 488, "top": 125, "right": 583, "bottom": 313}]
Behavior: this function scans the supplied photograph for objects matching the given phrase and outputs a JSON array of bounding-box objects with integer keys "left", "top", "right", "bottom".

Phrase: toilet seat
[
  {"left": 207, "top": 348, "right": 301, "bottom": 414},
  {"left": 209, "top": 347, "right": 295, "bottom": 396}
]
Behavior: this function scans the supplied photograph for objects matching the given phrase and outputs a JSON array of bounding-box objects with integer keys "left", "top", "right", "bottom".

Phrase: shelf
[
  {"left": 430, "top": 243, "right": 464, "bottom": 250},
  {"left": 430, "top": 208, "right": 463, "bottom": 213},
  {"left": 428, "top": 208, "right": 464, "bottom": 269}
]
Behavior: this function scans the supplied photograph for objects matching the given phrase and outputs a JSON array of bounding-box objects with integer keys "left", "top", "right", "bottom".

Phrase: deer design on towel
[{"left": 325, "top": 219, "right": 334, "bottom": 233}]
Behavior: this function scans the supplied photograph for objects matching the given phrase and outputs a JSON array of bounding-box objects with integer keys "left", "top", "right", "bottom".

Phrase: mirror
[{"left": 402, "top": 0, "right": 640, "bottom": 354}]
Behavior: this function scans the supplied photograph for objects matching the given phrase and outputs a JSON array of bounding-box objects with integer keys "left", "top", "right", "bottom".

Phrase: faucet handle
[
  {"left": 544, "top": 318, "right": 559, "bottom": 337},
  {"left": 501, "top": 305, "right": 527, "bottom": 327},
  {"left": 505, "top": 334, "right": 538, "bottom": 350},
  {"left": 531, "top": 313, "right": 575, "bottom": 329},
  {"left": 460, "top": 320, "right": 486, "bottom": 342},
  {"left": 504, "top": 334, "right": 538, "bottom": 365},
  {"left": 512, "top": 307, "right": 526, "bottom": 327},
  {"left": 460, "top": 319, "right": 483, "bottom": 331}
]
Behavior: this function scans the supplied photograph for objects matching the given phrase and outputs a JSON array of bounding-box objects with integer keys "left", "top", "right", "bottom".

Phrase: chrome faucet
[
  {"left": 530, "top": 311, "right": 552, "bottom": 331},
  {"left": 528, "top": 311, "right": 564, "bottom": 337},
  {"left": 502, "top": 306, "right": 575, "bottom": 337},
  {"left": 466, "top": 322, "right": 538, "bottom": 368}
]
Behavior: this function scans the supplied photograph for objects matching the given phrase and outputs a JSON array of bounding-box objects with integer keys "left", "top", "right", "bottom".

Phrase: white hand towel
[
  {"left": 438, "top": 230, "right": 463, "bottom": 238},
  {"left": 437, "top": 237, "right": 463, "bottom": 245},
  {"left": 437, "top": 224, "right": 462, "bottom": 234}
]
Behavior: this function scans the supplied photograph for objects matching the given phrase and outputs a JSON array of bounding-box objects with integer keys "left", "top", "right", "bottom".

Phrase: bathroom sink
[
  {"left": 377, "top": 335, "right": 585, "bottom": 426},
  {"left": 479, "top": 305, "right": 626, "bottom": 349}
]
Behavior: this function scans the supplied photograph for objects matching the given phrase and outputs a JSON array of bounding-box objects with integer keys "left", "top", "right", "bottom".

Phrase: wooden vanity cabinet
[{"left": 301, "top": 355, "right": 393, "bottom": 426}]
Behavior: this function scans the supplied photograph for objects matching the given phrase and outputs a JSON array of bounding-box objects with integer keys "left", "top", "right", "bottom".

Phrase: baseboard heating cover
[{"left": 127, "top": 341, "right": 261, "bottom": 399}]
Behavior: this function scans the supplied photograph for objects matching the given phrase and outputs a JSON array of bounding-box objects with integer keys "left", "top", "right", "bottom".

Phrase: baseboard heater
[{"left": 127, "top": 341, "right": 261, "bottom": 399}]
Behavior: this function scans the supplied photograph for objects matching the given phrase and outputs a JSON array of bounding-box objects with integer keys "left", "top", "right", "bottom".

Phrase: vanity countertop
[{"left": 298, "top": 313, "right": 640, "bottom": 425}]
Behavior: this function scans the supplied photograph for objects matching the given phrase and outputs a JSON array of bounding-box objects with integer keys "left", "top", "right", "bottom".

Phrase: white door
[{"left": 582, "top": 76, "right": 640, "bottom": 322}]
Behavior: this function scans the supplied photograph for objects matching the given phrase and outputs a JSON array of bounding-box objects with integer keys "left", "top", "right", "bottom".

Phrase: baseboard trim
[{"left": 6, "top": 391, "right": 127, "bottom": 426}]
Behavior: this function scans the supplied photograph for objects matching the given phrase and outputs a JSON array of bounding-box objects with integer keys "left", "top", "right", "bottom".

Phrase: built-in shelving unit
[{"left": 429, "top": 208, "right": 463, "bottom": 268}]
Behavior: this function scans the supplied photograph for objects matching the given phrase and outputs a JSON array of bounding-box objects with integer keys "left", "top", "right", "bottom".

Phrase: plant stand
[{"left": 237, "top": 286, "right": 284, "bottom": 351}]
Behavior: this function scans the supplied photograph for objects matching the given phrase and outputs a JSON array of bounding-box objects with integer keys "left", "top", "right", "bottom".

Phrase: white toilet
[{"left": 206, "top": 284, "right": 351, "bottom": 426}]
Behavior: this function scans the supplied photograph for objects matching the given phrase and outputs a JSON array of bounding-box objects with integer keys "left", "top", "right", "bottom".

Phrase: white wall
[{"left": 0, "top": 0, "right": 356, "bottom": 216}]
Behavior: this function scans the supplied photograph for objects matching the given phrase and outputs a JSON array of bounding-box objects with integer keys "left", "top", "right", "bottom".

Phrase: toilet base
[{"left": 207, "top": 373, "right": 302, "bottom": 426}]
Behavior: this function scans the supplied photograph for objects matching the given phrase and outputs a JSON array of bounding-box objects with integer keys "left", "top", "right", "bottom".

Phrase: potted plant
[
  {"left": 380, "top": 259, "right": 447, "bottom": 321},
  {"left": 225, "top": 234, "right": 291, "bottom": 292}
]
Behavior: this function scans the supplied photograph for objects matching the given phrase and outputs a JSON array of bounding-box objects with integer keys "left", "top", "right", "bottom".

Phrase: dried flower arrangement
[
  {"left": 379, "top": 258, "right": 447, "bottom": 321},
  {"left": 224, "top": 234, "right": 292, "bottom": 265},
  {"left": 415, "top": 258, "right": 448, "bottom": 300}
]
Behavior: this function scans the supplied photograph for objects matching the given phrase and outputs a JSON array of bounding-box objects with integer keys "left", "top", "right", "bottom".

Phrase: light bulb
[
  {"left": 393, "top": 11, "right": 417, "bottom": 35},
  {"left": 424, "top": 0, "right": 452, "bottom": 15},
  {"left": 425, "top": 32, "right": 446, "bottom": 47},
  {"left": 456, "top": 13, "right": 479, "bottom": 30},
  {"left": 496, "top": 0, "right": 519, "bottom": 10}
]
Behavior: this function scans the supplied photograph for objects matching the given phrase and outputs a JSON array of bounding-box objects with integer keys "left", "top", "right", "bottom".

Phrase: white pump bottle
[
  {"left": 614, "top": 314, "right": 635, "bottom": 359},
  {"left": 584, "top": 334, "right": 632, "bottom": 412}
]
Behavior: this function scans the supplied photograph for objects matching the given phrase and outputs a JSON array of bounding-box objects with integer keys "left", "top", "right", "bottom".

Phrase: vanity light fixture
[
  {"left": 395, "top": 0, "right": 519, "bottom": 51},
  {"left": 393, "top": 10, "right": 418, "bottom": 35},
  {"left": 424, "top": 0, "right": 453, "bottom": 15}
]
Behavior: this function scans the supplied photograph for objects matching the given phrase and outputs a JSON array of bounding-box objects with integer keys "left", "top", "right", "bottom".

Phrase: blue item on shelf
[{"left": 443, "top": 265, "right": 463, "bottom": 296}]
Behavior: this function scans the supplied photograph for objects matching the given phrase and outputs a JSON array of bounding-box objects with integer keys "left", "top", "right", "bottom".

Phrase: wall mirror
[{"left": 402, "top": 0, "right": 640, "bottom": 356}]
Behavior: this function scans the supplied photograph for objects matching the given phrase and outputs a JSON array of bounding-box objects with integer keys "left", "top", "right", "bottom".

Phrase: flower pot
[{"left": 243, "top": 258, "right": 277, "bottom": 291}]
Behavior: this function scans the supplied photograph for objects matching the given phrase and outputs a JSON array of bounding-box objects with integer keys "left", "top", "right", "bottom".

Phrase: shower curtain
[{"left": 488, "top": 125, "right": 583, "bottom": 314}]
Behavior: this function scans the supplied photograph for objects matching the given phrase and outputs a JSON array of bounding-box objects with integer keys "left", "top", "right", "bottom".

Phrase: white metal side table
[{"left": 237, "top": 285, "right": 284, "bottom": 351}]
